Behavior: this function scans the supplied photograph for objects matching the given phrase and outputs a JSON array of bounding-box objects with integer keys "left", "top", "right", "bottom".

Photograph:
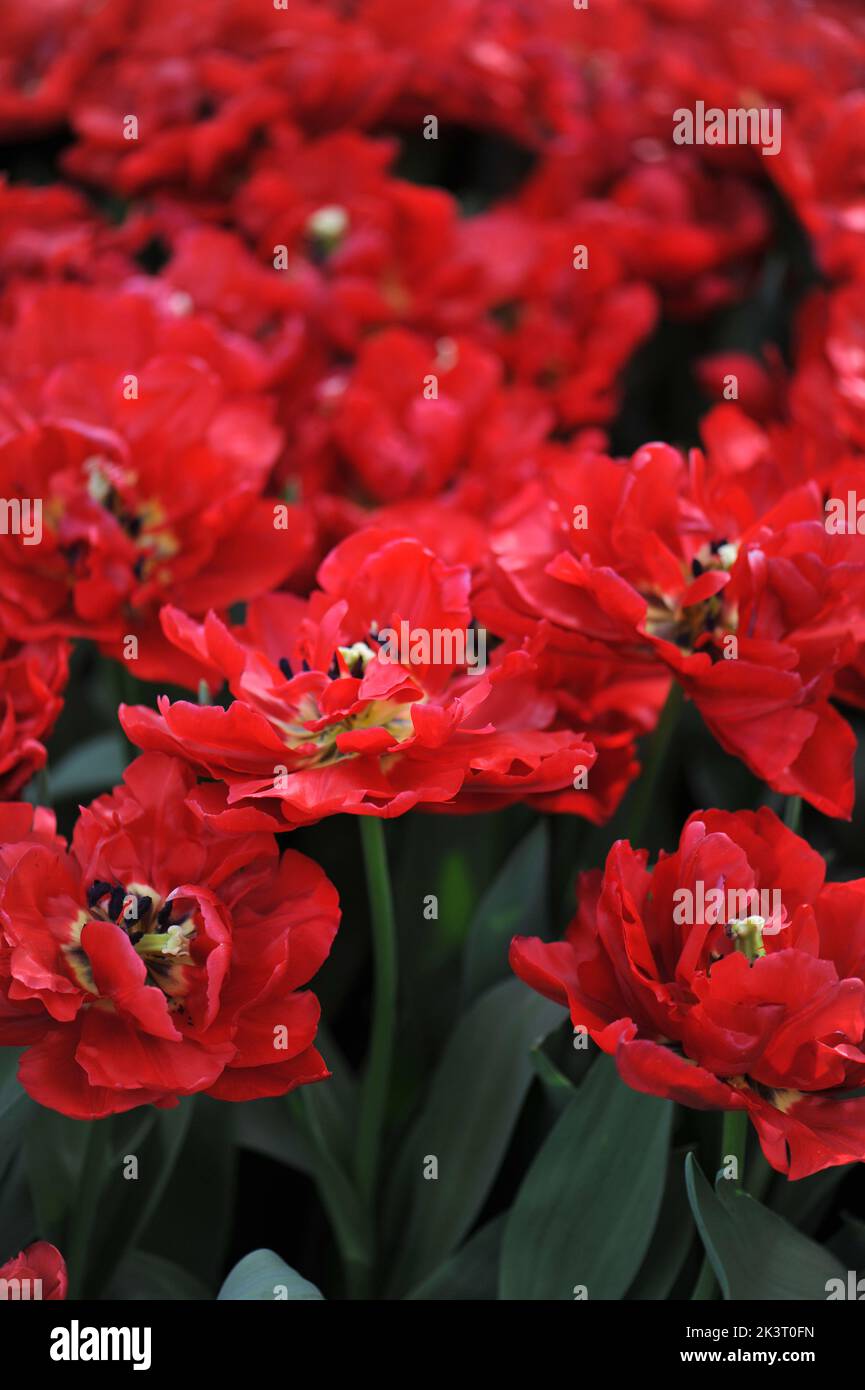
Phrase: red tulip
[{"left": 512, "top": 808, "right": 865, "bottom": 1179}]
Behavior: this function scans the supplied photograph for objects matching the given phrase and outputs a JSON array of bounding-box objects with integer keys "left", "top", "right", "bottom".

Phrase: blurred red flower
[
  {"left": 0, "top": 282, "right": 312, "bottom": 685},
  {"left": 0, "top": 632, "right": 68, "bottom": 797},
  {"left": 0, "top": 1242, "right": 67, "bottom": 1300}
]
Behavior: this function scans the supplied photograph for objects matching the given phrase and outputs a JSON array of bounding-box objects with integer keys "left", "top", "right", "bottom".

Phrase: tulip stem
[
  {"left": 692, "top": 1109, "right": 749, "bottom": 1299},
  {"left": 356, "top": 816, "right": 398, "bottom": 1212},
  {"left": 626, "top": 680, "right": 683, "bottom": 846},
  {"left": 783, "top": 795, "right": 803, "bottom": 834},
  {"left": 722, "top": 1108, "right": 748, "bottom": 1188}
]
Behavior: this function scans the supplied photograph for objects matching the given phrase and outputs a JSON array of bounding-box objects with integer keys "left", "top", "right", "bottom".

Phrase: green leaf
[
  {"left": 529, "top": 1038, "right": 575, "bottom": 1115},
  {"left": 49, "top": 732, "right": 127, "bottom": 801},
  {"left": 461, "top": 823, "right": 548, "bottom": 1003},
  {"left": 406, "top": 1215, "right": 506, "bottom": 1300},
  {"left": 25, "top": 1106, "right": 94, "bottom": 1246},
  {"left": 773, "top": 1163, "right": 852, "bottom": 1237},
  {"left": 500, "top": 1055, "right": 672, "bottom": 1300},
  {"left": 104, "top": 1250, "right": 211, "bottom": 1300},
  {"left": 0, "top": 1154, "right": 35, "bottom": 1258},
  {"left": 85, "top": 1100, "right": 194, "bottom": 1295},
  {"left": 684, "top": 1152, "right": 846, "bottom": 1299},
  {"left": 299, "top": 1024, "right": 358, "bottom": 1178},
  {"left": 289, "top": 1089, "right": 372, "bottom": 1276},
  {"left": 396, "top": 814, "right": 486, "bottom": 965},
  {"left": 0, "top": 1048, "right": 21, "bottom": 1097},
  {"left": 65, "top": 1117, "right": 115, "bottom": 1297},
  {"left": 240, "top": 1087, "right": 372, "bottom": 1282},
  {"left": 235, "top": 1097, "right": 312, "bottom": 1174},
  {"left": 60, "top": 1109, "right": 156, "bottom": 1293},
  {"left": 828, "top": 1211, "right": 865, "bottom": 1272},
  {"left": 0, "top": 1049, "right": 29, "bottom": 1180},
  {"left": 384, "top": 980, "right": 561, "bottom": 1296},
  {"left": 218, "top": 1249, "right": 324, "bottom": 1301},
  {"left": 387, "top": 809, "right": 533, "bottom": 1115},
  {"left": 626, "top": 1149, "right": 695, "bottom": 1299},
  {"left": 136, "top": 1097, "right": 234, "bottom": 1289}
]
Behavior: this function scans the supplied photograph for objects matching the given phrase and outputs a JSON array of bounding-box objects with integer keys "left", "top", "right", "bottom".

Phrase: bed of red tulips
[{"left": 2, "top": 0, "right": 865, "bottom": 1308}]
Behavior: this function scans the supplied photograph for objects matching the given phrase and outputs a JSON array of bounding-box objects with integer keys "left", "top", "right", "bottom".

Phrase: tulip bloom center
[
  {"left": 644, "top": 538, "right": 739, "bottom": 652},
  {"left": 83, "top": 458, "right": 179, "bottom": 583},
  {"left": 65, "top": 880, "right": 196, "bottom": 1004},
  {"left": 274, "top": 632, "right": 421, "bottom": 763}
]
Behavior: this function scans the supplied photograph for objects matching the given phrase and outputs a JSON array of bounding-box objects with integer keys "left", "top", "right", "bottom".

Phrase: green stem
[
  {"left": 692, "top": 1110, "right": 749, "bottom": 1300},
  {"left": 626, "top": 681, "right": 684, "bottom": 845},
  {"left": 784, "top": 795, "right": 803, "bottom": 835},
  {"left": 721, "top": 1108, "right": 748, "bottom": 1188},
  {"left": 747, "top": 1145, "right": 775, "bottom": 1205},
  {"left": 356, "top": 816, "right": 398, "bottom": 1208}
]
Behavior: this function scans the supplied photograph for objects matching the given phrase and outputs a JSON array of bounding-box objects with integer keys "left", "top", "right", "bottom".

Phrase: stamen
[
  {"left": 87, "top": 880, "right": 113, "bottom": 908},
  {"left": 107, "top": 885, "right": 126, "bottom": 921},
  {"left": 156, "top": 901, "right": 174, "bottom": 931}
]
